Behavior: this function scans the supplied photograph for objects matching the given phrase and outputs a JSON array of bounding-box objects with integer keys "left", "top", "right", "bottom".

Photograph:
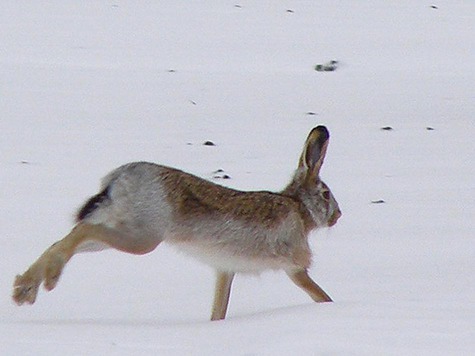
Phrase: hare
[{"left": 12, "top": 125, "right": 341, "bottom": 321}]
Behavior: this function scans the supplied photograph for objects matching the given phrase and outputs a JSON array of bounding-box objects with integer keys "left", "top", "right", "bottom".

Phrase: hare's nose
[{"left": 328, "top": 209, "right": 341, "bottom": 227}]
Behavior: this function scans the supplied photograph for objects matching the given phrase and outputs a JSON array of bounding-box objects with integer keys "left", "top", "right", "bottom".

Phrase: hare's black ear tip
[{"left": 314, "top": 125, "right": 330, "bottom": 140}]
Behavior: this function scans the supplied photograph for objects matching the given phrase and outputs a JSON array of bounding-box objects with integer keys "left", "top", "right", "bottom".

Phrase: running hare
[{"left": 13, "top": 126, "right": 341, "bottom": 320}]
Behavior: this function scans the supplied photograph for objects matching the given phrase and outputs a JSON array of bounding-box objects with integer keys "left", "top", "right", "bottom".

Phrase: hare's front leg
[
  {"left": 286, "top": 268, "right": 333, "bottom": 303},
  {"left": 210, "top": 271, "right": 235, "bottom": 321}
]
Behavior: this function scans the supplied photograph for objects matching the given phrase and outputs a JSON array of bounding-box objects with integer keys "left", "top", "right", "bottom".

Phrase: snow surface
[{"left": 1, "top": 1, "right": 474, "bottom": 355}]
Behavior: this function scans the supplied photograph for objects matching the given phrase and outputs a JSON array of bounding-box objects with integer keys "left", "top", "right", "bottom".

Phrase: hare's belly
[{"left": 169, "top": 241, "right": 294, "bottom": 273}]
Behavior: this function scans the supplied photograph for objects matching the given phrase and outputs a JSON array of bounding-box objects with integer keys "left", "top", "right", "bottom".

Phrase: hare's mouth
[{"left": 328, "top": 209, "right": 341, "bottom": 227}]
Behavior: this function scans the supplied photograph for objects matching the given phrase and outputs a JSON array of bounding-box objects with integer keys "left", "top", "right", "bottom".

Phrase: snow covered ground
[{"left": 1, "top": 1, "right": 474, "bottom": 355}]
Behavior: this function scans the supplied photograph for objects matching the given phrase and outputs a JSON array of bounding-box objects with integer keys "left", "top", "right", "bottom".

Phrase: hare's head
[{"left": 283, "top": 126, "right": 341, "bottom": 229}]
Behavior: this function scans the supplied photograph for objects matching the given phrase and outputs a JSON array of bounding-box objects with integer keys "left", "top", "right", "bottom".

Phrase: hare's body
[
  {"left": 13, "top": 126, "right": 341, "bottom": 320},
  {"left": 80, "top": 162, "right": 312, "bottom": 273}
]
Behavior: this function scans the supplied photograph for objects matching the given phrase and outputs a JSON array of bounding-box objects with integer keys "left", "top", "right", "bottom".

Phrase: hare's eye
[{"left": 321, "top": 190, "right": 331, "bottom": 201}]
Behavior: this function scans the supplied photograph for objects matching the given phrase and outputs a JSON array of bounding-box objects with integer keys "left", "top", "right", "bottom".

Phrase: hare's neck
[
  {"left": 280, "top": 171, "right": 317, "bottom": 233},
  {"left": 280, "top": 169, "right": 304, "bottom": 197}
]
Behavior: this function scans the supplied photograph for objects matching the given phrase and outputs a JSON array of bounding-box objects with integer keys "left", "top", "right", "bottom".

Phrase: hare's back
[{"left": 158, "top": 167, "right": 297, "bottom": 226}]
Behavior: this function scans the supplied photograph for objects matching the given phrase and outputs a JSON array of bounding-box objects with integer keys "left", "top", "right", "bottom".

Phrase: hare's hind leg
[
  {"left": 210, "top": 271, "right": 235, "bottom": 321},
  {"left": 286, "top": 268, "right": 332, "bottom": 303},
  {"left": 13, "top": 223, "right": 160, "bottom": 305}
]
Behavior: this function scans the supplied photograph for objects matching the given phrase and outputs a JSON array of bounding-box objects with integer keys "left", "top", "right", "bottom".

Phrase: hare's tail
[
  {"left": 76, "top": 186, "right": 110, "bottom": 222},
  {"left": 74, "top": 164, "right": 131, "bottom": 223}
]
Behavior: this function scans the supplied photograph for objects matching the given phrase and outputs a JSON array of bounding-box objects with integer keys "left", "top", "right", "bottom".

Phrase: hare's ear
[{"left": 298, "top": 126, "right": 330, "bottom": 177}]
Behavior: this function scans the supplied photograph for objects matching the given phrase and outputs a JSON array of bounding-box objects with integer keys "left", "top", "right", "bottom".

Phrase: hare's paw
[
  {"left": 44, "top": 254, "right": 66, "bottom": 291},
  {"left": 12, "top": 272, "right": 41, "bottom": 305}
]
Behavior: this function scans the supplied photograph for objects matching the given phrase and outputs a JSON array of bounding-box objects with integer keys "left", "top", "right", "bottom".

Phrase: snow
[{"left": 1, "top": 1, "right": 474, "bottom": 355}]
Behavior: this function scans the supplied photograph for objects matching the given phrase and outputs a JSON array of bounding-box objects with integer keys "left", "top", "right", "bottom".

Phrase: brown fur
[{"left": 160, "top": 168, "right": 297, "bottom": 228}]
